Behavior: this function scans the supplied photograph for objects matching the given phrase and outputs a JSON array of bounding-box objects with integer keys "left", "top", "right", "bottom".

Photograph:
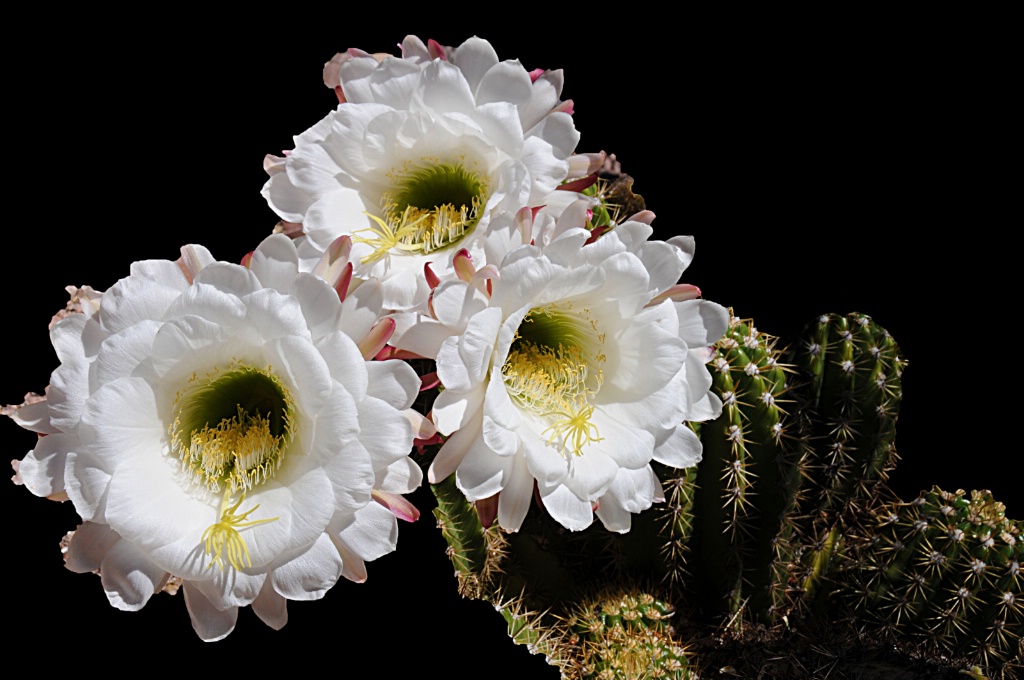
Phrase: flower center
[
  {"left": 353, "top": 162, "right": 487, "bottom": 264},
  {"left": 171, "top": 364, "right": 296, "bottom": 495},
  {"left": 502, "top": 304, "right": 607, "bottom": 457}
]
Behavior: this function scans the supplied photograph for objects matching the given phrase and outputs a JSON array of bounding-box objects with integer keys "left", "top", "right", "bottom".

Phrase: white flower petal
[
  {"left": 675, "top": 299, "right": 730, "bottom": 347},
  {"left": 456, "top": 434, "right": 513, "bottom": 501},
  {"left": 65, "top": 521, "right": 121, "bottom": 574},
  {"left": 496, "top": 450, "right": 534, "bottom": 532},
  {"left": 99, "top": 538, "right": 169, "bottom": 612},
  {"left": 271, "top": 532, "right": 344, "bottom": 601},
  {"left": 375, "top": 456, "right": 423, "bottom": 495},
  {"left": 249, "top": 233, "right": 300, "bottom": 294},
  {"left": 333, "top": 501, "right": 399, "bottom": 563},
  {"left": 16, "top": 432, "right": 73, "bottom": 498},
  {"left": 251, "top": 579, "right": 289, "bottom": 630},
  {"left": 653, "top": 425, "right": 703, "bottom": 469},
  {"left": 183, "top": 582, "right": 238, "bottom": 642},
  {"left": 431, "top": 381, "right": 484, "bottom": 435},
  {"left": 364, "top": 359, "right": 419, "bottom": 410},
  {"left": 540, "top": 483, "right": 593, "bottom": 532},
  {"left": 453, "top": 36, "right": 499, "bottom": 94},
  {"left": 428, "top": 409, "right": 482, "bottom": 483},
  {"left": 356, "top": 396, "right": 414, "bottom": 466}
]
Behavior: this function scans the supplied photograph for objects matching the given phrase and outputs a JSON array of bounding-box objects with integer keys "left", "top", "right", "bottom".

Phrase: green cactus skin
[
  {"left": 784, "top": 312, "right": 905, "bottom": 614},
  {"left": 430, "top": 471, "right": 497, "bottom": 599},
  {"left": 688, "top": 314, "right": 802, "bottom": 625},
  {"left": 569, "top": 590, "right": 695, "bottom": 679},
  {"left": 787, "top": 312, "right": 904, "bottom": 518},
  {"left": 849, "top": 487, "right": 1022, "bottom": 678},
  {"left": 654, "top": 463, "right": 698, "bottom": 601}
]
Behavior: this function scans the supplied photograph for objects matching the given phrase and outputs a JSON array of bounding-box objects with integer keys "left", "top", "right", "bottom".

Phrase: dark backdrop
[{"left": 3, "top": 18, "right": 1012, "bottom": 674}]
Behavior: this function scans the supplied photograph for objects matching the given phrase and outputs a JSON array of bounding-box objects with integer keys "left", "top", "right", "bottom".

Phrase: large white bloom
[
  {"left": 10, "top": 234, "right": 426, "bottom": 640},
  {"left": 263, "top": 35, "right": 580, "bottom": 311},
  {"left": 392, "top": 222, "right": 729, "bottom": 532}
]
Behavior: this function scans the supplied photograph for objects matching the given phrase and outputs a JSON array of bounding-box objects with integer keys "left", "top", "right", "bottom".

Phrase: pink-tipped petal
[
  {"left": 323, "top": 54, "right": 343, "bottom": 87},
  {"left": 566, "top": 152, "right": 607, "bottom": 179},
  {"left": 358, "top": 318, "right": 396, "bottom": 360},
  {"left": 427, "top": 39, "right": 447, "bottom": 60},
  {"left": 177, "top": 245, "right": 207, "bottom": 284},
  {"left": 272, "top": 220, "right": 303, "bottom": 238},
  {"left": 628, "top": 209, "right": 656, "bottom": 225},
  {"left": 374, "top": 346, "right": 424, "bottom": 361},
  {"left": 404, "top": 409, "right": 437, "bottom": 440},
  {"left": 312, "top": 235, "right": 354, "bottom": 293},
  {"left": 471, "top": 265, "right": 499, "bottom": 284},
  {"left": 558, "top": 173, "right": 598, "bottom": 193},
  {"left": 527, "top": 68, "right": 545, "bottom": 82},
  {"left": 471, "top": 264, "right": 499, "bottom": 299},
  {"left": 647, "top": 284, "right": 702, "bottom": 307},
  {"left": 372, "top": 489, "right": 420, "bottom": 523},
  {"left": 414, "top": 431, "right": 444, "bottom": 457},
  {"left": 334, "top": 263, "right": 353, "bottom": 302},
  {"left": 553, "top": 99, "right": 574, "bottom": 115},
  {"left": 263, "top": 154, "right": 288, "bottom": 176},
  {"left": 419, "top": 371, "right": 441, "bottom": 391},
  {"left": 453, "top": 249, "right": 475, "bottom": 282},
  {"left": 240, "top": 251, "right": 254, "bottom": 269},
  {"left": 514, "top": 206, "right": 535, "bottom": 245},
  {"left": 475, "top": 494, "right": 499, "bottom": 529},
  {"left": 584, "top": 225, "right": 610, "bottom": 246},
  {"left": 424, "top": 262, "right": 441, "bottom": 290}
]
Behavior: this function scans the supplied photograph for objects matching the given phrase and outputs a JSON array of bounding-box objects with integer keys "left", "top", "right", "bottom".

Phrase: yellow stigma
[
  {"left": 351, "top": 162, "right": 487, "bottom": 264},
  {"left": 502, "top": 305, "right": 606, "bottom": 457},
  {"left": 202, "top": 490, "right": 278, "bottom": 571}
]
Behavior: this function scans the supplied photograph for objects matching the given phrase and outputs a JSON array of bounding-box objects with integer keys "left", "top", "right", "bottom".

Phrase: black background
[{"left": 2, "top": 16, "right": 1014, "bottom": 673}]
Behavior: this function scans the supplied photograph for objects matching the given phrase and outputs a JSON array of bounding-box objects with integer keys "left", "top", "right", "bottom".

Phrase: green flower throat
[
  {"left": 354, "top": 162, "right": 488, "bottom": 263},
  {"left": 171, "top": 364, "right": 295, "bottom": 494},
  {"left": 502, "top": 304, "right": 608, "bottom": 457}
]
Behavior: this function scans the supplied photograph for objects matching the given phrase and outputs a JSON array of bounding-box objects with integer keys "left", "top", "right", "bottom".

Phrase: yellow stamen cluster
[
  {"left": 351, "top": 162, "right": 486, "bottom": 264},
  {"left": 353, "top": 199, "right": 480, "bottom": 264},
  {"left": 171, "top": 364, "right": 295, "bottom": 495},
  {"left": 502, "top": 307, "right": 607, "bottom": 457},
  {"left": 184, "top": 408, "right": 279, "bottom": 492},
  {"left": 171, "top": 364, "right": 294, "bottom": 571},
  {"left": 202, "top": 490, "right": 279, "bottom": 571}
]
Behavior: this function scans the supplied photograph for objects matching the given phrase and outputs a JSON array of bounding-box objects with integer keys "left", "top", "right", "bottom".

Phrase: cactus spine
[
  {"left": 687, "top": 314, "right": 801, "bottom": 624},
  {"left": 849, "top": 487, "right": 1022, "bottom": 676}
]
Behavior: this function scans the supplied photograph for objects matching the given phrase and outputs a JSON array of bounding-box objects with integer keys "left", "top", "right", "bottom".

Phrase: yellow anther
[{"left": 502, "top": 305, "right": 607, "bottom": 458}]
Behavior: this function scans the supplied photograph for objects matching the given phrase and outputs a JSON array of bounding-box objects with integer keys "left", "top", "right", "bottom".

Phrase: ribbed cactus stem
[
  {"left": 431, "top": 472, "right": 494, "bottom": 598},
  {"left": 850, "top": 487, "right": 1022, "bottom": 678},
  {"left": 654, "top": 462, "right": 697, "bottom": 600},
  {"left": 788, "top": 312, "right": 904, "bottom": 517},
  {"left": 690, "top": 314, "right": 800, "bottom": 624}
]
